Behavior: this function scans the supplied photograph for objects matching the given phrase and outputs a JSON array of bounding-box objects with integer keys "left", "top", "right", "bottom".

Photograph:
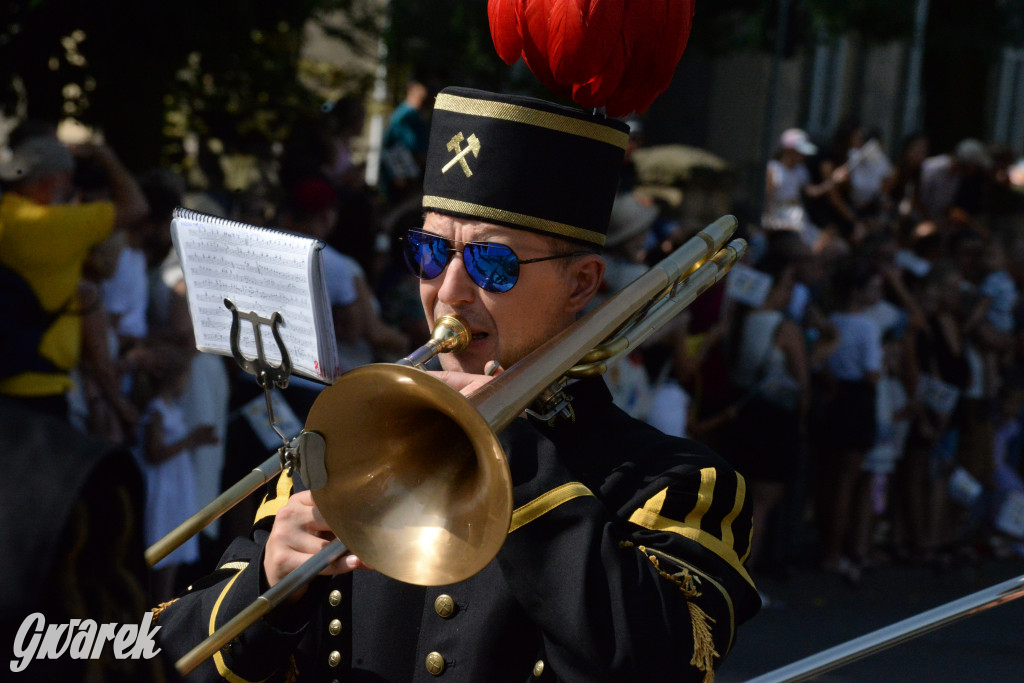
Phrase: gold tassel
[
  {"left": 634, "top": 545, "right": 719, "bottom": 682},
  {"left": 151, "top": 599, "right": 179, "bottom": 621},
  {"left": 687, "top": 600, "right": 718, "bottom": 682}
]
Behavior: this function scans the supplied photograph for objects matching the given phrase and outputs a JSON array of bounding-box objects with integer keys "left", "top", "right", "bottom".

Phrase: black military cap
[{"left": 423, "top": 87, "right": 629, "bottom": 248}]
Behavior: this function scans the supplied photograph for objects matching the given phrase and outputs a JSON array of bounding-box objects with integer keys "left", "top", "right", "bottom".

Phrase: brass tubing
[
  {"left": 565, "top": 240, "right": 747, "bottom": 379},
  {"left": 470, "top": 215, "right": 738, "bottom": 432},
  {"left": 176, "top": 539, "right": 349, "bottom": 675},
  {"left": 396, "top": 315, "right": 470, "bottom": 367}
]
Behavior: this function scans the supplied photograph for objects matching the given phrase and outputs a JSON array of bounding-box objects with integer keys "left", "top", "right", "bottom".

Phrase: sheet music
[{"left": 171, "top": 210, "right": 340, "bottom": 383}]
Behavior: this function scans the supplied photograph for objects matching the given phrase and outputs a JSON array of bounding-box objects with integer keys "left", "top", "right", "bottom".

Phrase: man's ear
[{"left": 565, "top": 254, "right": 605, "bottom": 315}]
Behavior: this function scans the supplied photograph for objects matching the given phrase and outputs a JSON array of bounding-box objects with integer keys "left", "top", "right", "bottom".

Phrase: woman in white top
[{"left": 763, "top": 128, "right": 838, "bottom": 242}]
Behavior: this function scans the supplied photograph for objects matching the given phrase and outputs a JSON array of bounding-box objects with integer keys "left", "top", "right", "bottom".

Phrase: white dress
[{"left": 135, "top": 396, "right": 200, "bottom": 569}]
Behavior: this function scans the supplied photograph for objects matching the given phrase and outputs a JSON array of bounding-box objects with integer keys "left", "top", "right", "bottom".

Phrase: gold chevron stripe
[{"left": 509, "top": 482, "right": 594, "bottom": 533}]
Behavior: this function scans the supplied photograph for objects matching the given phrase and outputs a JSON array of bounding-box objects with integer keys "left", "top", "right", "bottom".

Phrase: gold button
[
  {"left": 329, "top": 619, "right": 343, "bottom": 636},
  {"left": 328, "top": 650, "right": 341, "bottom": 667},
  {"left": 533, "top": 660, "right": 545, "bottom": 677},
  {"left": 328, "top": 590, "right": 343, "bottom": 607},
  {"left": 425, "top": 651, "right": 446, "bottom": 676},
  {"left": 434, "top": 594, "right": 456, "bottom": 618}
]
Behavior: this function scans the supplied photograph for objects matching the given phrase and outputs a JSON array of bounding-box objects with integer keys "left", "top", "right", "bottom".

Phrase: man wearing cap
[
  {"left": 919, "top": 138, "right": 993, "bottom": 227},
  {"left": 0, "top": 131, "right": 148, "bottom": 418},
  {"left": 156, "top": 88, "right": 759, "bottom": 682}
]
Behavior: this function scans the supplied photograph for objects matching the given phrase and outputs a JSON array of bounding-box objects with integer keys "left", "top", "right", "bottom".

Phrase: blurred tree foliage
[
  {"left": 3, "top": 0, "right": 1023, "bottom": 181},
  {"left": 0, "top": 0, "right": 382, "bottom": 179},
  {"left": 385, "top": 0, "right": 548, "bottom": 100},
  {"left": 688, "top": 0, "right": 913, "bottom": 56},
  {"left": 690, "top": 0, "right": 1024, "bottom": 56}
]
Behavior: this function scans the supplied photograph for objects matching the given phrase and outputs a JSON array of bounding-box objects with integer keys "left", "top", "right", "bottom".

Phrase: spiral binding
[{"left": 171, "top": 207, "right": 325, "bottom": 250}]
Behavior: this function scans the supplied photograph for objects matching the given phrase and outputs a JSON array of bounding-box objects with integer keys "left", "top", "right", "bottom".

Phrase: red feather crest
[{"left": 488, "top": 0, "right": 695, "bottom": 117}]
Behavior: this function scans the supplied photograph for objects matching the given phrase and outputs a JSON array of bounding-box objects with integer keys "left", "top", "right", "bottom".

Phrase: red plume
[{"left": 487, "top": 0, "right": 695, "bottom": 117}]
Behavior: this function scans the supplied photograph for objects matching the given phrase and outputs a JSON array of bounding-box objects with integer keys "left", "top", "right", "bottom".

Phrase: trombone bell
[{"left": 304, "top": 364, "right": 513, "bottom": 586}]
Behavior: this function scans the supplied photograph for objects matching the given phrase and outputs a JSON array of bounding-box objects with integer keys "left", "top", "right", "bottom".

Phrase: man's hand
[
  {"left": 429, "top": 360, "right": 504, "bottom": 397},
  {"left": 264, "top": 491, "right": 369, "bottom": 602}
]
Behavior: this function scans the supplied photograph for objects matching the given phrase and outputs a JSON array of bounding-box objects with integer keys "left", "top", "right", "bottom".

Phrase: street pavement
[{"left": 718, "top": 555, "right": 1024, "bottom": 682}]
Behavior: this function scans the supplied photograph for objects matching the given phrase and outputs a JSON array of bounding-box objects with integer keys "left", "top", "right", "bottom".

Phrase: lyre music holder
[{"left": 224, "top": 298, "right": 322, "bottom": 476}]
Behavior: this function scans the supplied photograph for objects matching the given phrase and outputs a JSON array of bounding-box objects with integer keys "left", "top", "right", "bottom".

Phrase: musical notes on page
[{"left": 171, "top": 210, "right": 341, "bottom": 384}]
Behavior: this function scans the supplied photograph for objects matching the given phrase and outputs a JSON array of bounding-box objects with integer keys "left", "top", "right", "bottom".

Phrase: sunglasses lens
[
  {"left": 404, "top": 231, "right": 447, "bottom": 280},
  {"left": 465, "top": 242, "right": 519, "bottom": 293}
]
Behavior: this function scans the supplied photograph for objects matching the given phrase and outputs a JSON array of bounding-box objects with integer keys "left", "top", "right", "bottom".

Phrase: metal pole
[
  {"left": 901, "top": 0, "right": 930, "bottom": 139},
  {"left": 759, "top": 0, "right": 794, "bottom": 208},
  {"left": 364, "top": 0, "right": 390, "bottom": 187},
  {"left": 746, "top": 574, "right": 1024, "bottom": 682}
]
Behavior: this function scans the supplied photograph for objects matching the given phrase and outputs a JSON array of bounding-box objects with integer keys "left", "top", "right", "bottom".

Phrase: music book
[{"left": 170, "top": 209, "right": 342, "bottom": 384}]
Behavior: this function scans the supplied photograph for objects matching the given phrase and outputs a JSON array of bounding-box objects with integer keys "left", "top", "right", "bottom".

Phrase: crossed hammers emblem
[{"left": 442, "top": 132, "right": 481, "bottom": 177}]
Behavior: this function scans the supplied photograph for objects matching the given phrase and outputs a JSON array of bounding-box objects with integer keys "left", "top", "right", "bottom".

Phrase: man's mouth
[{"left": 471, "top": 332, "right": 489, "bottom": 341}]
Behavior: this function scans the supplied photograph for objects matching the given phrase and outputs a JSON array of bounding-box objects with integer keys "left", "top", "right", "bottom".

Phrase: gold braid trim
[
  {"left": 636, "top": 545, "right": 719, "bottom": 683},
  {"left": 150, "top": 599, "right": 179, "bottom": 621}
]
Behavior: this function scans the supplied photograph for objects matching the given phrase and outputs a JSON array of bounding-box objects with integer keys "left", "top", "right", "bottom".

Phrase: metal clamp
[{"left": 525, "top": 379, "right": 576, "bottom": 425}]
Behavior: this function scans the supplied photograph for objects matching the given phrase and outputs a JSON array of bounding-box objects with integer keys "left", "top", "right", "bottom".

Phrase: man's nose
[{"left": 436, "top": 252, "right": 477, "bottom": 306}]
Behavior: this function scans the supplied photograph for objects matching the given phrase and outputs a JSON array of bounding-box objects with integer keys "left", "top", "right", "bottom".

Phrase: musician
[{"left": 155, "top": 88, "right": 760, "bottom": 681}]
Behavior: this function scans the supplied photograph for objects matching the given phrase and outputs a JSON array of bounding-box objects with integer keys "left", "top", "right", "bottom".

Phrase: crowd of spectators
[
  {"left": 688, "top": 124, "right": 1024, "bottom": 593},
  {"left": 4, "top": 91, "right": 1024, "bottom": 607}
]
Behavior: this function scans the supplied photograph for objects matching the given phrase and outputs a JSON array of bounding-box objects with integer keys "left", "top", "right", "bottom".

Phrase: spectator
[
  {"left": 889, "top": 132, "right": 931, "bottom": 232},
  {"left": 278, "top": 177, "right": 409, "bottom": 375},
  {"left": 598, "top": 192, "right": 691, "bottom": 435},
  {"left": 0, "top": 129, "right": 148, "bottom": 420},
  {"left": 819, "top": 260, "right": 884, "bottom": 582},
  {"left": 853, "top": 331, "right": 913, "bottom": 570},
  {"left": 379, "top": 78, "right": 432, "bottom": 201},
  {"left": 897, "top": 263, "right": 970, "bottom": 566},
  {"left": 763, "top": 128, "right": 838, "bottom": 245},
  {"left": 919, "top": 138, "right": 992, "bottom": 230},
  {"left": 133, "top": 346, "right": 219, "bottom": 603},
  {"left": 726, "top": 252, "right": 809, "bottom": 570}
]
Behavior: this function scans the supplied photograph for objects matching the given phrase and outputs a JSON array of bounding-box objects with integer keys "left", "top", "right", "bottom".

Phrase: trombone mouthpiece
[{"left": 430, "top": 315, "right": 471, "bottom": 354}]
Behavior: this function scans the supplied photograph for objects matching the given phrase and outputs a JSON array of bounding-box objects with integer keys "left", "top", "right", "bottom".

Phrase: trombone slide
[
  {"left": 146, "top": 453, "right": 282, "bottom": 568},
  {"left": 176, "top": 539, "right": 349, "bottom": 675}
]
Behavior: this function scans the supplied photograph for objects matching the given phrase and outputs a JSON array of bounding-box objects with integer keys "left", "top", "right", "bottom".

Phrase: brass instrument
[
  {"left": 176, "top": 215, "right": 746, "bottom": 676},
  {"left": 144, "top": 316, "right": 472, "bottom": 568}
]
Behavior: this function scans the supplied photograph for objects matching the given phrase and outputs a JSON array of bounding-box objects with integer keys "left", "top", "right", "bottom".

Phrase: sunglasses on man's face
[{"left": 402, "top": 229, "right": 585, "bottom": 293}]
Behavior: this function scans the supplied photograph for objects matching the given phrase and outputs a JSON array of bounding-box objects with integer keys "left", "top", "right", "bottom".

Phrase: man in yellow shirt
[{"left": 0, "top": 132, "right": 148, "bottom": 419}]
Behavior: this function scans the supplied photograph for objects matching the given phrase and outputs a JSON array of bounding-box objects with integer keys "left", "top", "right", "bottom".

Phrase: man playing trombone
[{"left": 155, "top": 87, "right": 761, "bottom": 682}]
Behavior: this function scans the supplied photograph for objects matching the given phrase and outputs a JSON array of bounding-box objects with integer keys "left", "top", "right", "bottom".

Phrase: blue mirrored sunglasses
[{"left": 401, "top": 229, "right": 585, "bottom": 293}]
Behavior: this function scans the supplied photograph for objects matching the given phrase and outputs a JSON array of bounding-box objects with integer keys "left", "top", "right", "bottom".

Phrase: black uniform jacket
[{"left": 156, "top": 377, "right": 760, "bottom": 682}]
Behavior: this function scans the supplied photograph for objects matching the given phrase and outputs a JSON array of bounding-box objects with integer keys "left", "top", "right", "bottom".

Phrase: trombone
[
  {"left": 175, "top": 215, "right": 747, "bottom": 676},
  {"left": 144, "top": 316, "right": 473, "bottom": 568}
]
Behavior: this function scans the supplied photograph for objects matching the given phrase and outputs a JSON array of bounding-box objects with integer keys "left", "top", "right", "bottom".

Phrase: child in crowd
[
  {"left": 133, "top": 346, "right": 218, "bottom": 602},
  {"left": 854, "top": 332, "right": 913, "bottom": 569}
]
